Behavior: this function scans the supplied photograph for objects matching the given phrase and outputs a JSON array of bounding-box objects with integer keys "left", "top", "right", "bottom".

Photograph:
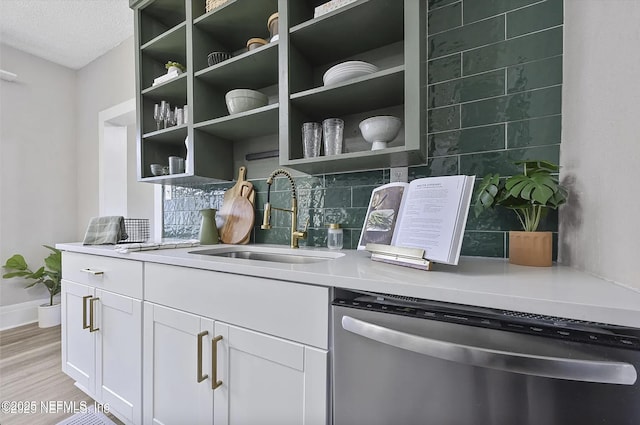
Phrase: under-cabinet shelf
[
  {"left": 290, "top": 65, "right": 404, "bottom": 118},
  {"left": 290, "top": 0, "right": 404, "bottom": 65},
  {"left": 283, "top": 146, "right": 424, "bottom": 175},
  {"left": 139, "top": 173, "right": 217, "bottom": 185},
  {"left": 195, "top": 103, "right": 279, "bottom": 140},
  {"left": 194, "top": 42, "right": 278, "bottom": 89}
]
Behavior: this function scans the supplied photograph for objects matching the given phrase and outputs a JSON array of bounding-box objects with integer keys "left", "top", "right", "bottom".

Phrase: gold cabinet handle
[
  {"left": 82, "top": 295, "right": 92, "bottom": 329},
  {"left": 197, "top": 331, "right": 209, "bottom": 383},
  {"left": 81, "top": 268, "right": 104, "bottom": 275},
  {"left": 212, "top": 335, "right": 223, "bottom": 390},
  {"left": 89, "top": 297, "right": 100, "bottom": 332}
]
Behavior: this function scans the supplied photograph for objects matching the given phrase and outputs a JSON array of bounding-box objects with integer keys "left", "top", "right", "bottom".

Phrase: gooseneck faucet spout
[{"left": 261, "top": 169, "right": 308, "bottom": 248}]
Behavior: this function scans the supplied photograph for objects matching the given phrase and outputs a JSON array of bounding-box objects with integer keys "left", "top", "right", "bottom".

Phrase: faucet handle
[
  {"left": 293, "top": 217, "right": 309, "bottom": 244},
  {"left": 300, "top": 217, "right": 310, "bottom": 233}
]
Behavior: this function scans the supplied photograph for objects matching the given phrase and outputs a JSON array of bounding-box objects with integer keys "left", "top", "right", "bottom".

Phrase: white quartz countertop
[{"left": 56, "top": 242, "right": 640, "bottom": 328}]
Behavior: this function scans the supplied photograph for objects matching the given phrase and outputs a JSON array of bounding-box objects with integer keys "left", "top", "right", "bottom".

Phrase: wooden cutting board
[
  {"left": 223, "top": 166, "right": 255, "bottom": 206},
  {"left": 220, "top": 182, "right": 255, "bottom": 244},
  {"left": 219, "top": 166, "right": 255, "bottom": 244}
]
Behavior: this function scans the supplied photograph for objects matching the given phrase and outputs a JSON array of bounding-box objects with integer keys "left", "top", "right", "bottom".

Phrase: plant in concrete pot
[
  {"left": 165, "top": 61, "right": 185, "bottom": 74},
  {"left": 2, "top": 245, "right": 62, "bottom": 327},
  {"left": 474, "top": 160, "right": 567, "bottom": 266}
]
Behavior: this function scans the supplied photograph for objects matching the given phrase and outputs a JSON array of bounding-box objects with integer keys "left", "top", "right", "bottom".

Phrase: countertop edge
[{"left": 56, "top": 243, "right": 640, "bottom": 328}]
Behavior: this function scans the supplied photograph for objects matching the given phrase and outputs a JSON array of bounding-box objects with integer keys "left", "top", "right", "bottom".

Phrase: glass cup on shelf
[
  {"left": 302, "top": 122, "right": 322, "bottom": 158},
  {"left": 323, "top": 118, "right": 344, "bottom": 155},
  {"left": 168, "top": 156, "right": 185, "bottom": 174},
  {"left": 160, "top": 101, "right": 171, "bottom": 129},
  {"left": 175, "top": 107, "right": 184, "bottom": 126},
  {"left": 153, "top": 103, "right": 162, "bottom": 131}
]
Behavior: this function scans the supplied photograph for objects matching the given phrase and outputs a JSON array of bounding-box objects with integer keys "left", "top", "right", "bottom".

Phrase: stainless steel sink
[{"left": 189, "top": 246, "right": 344, "bottom": 264}]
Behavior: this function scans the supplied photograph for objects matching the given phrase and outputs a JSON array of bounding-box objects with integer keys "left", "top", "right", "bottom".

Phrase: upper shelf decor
[
  {"left": 323, "top": 61, "right": 378, "bottom": 86},
  {"left": 359, "top": 116, "right": 402, "bottom": 151}
]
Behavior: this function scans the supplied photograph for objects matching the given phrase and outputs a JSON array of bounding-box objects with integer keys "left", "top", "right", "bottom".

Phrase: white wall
[
  {"left": 0, "top": 44, "right": 77, "bottom": 306},
  {"left": 1, "top": 36, "right": 153, "bottom": 314},
  {"left": 561, "top": 1, "right": 640, "bottom": 290},
  {"left": 126, "top": 123, "right": 155, "bottom": 225},
  {"left": 75, "top": 36, "right": 138, "bottom": 239}
]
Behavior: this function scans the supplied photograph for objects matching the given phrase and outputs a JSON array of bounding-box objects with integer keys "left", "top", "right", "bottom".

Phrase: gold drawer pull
[
  {"left": 197, "top": 331, "right": 209, "bottom": 383},
  {"left": 212, "top": 335, "right": 223, "bottom": 390},
  {"left": 89, "top": 298, "right": 100, "bottom": 332},
  {"left": 82, "top": 295, "right": 92, "bottom": 329},
  {"left": 81, "top": 268, "right": 104, "bottom": 276}
]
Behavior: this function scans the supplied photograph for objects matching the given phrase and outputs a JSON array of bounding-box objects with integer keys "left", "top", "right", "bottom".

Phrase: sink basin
[{"left": 189, "top": 246, "right": 344, "bottom": 264}]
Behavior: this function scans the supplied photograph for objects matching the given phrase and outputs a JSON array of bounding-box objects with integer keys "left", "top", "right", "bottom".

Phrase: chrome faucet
[{"left": 260, "top": 168, "right": 309, "bottom": 248}]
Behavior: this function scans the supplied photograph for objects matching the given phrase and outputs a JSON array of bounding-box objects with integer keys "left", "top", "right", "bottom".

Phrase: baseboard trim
[{"left": 0, "top": 299, "right": 47, "bottom": 331}]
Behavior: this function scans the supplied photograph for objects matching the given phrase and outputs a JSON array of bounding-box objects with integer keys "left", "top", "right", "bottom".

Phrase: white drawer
[
  {"left": 144, "top": 263, "right": 330, "bottom": 349},
  {"left": 62, "top": 252, "right": 143, "bottom": 299}
]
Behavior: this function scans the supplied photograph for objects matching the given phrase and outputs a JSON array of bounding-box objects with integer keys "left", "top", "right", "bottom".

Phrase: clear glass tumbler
[
  {"left": 302, "top": 122, "right": 322, "bottom": 158},
  {"left": 323, "top": 118, "right": 344, "bottom": 155}
]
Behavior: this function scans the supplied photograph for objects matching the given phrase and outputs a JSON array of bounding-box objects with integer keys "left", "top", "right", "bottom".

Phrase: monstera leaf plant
[{"left": 474, "top": 160, "right": 567, "bottom": 231}]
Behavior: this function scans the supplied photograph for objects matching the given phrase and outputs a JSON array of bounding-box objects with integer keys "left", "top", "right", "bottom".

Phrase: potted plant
[
  {"left": 2, "top": 245, "right": 62, "bottom": 327},
  {"left": 473, "top": 160, "right": 567, "bottom": 266},
  {"left": 165, "top": 61, "right": 186, "bottom": 74}
]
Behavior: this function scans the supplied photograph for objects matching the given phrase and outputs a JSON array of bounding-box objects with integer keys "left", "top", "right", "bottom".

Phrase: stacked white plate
[{"left": 323, "top": 61, "right": 378, "bottom": 86}]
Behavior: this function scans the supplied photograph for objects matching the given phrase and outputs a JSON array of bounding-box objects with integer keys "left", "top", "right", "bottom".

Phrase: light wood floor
[{"left": 0, "top": 323, "right": 122, "bottom": 425}]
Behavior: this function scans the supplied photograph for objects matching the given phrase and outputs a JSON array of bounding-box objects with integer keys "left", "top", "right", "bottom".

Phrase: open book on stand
[{"left": 357, "top": 175, "right": 475, "bottom": 268}]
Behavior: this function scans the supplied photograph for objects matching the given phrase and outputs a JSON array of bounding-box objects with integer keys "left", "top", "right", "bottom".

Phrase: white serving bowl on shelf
[
  {"left": 359, "top": 116, "right": 402, "bottom": 150},
  {"left": 225, "top": 89, "right": 268, "bottom": 114},
  {"left": 323, "top": 61, "right": 378, "bottom": 86}
]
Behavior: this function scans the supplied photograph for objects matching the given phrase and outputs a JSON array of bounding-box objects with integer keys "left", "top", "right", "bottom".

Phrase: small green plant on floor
[{"left": 2, "top": 245, "right": 62, "bottom": 306}]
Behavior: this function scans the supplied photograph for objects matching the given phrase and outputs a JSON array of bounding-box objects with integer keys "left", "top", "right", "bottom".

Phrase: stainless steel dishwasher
[{"left": 332, "top": 289, "right": 640, "bottom": 425}]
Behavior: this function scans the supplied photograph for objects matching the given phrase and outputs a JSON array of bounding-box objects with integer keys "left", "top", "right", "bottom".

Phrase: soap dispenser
[{"left": 327, "top": 223, "right": 343, "bottom": 250}]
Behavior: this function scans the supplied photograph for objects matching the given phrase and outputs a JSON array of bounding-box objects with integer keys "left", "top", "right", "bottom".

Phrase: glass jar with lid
[{"left": 327, "top": 223, "right": 343, "bottom": 250}]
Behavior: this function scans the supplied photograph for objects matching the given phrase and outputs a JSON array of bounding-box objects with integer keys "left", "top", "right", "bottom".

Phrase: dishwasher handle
[{"left": 342, "top": 315, "right": 637, "bottom": 385}]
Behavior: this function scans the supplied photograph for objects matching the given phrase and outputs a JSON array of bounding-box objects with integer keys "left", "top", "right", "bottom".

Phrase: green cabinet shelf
[
  {"left": 195, "top": 103, "right": 279, "bottom": 140},
  {"left": 132, "top": 0, "right": 425, "bottom": 183}
]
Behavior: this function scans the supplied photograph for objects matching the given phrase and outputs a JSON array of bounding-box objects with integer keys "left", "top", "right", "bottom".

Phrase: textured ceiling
[{"left": 0, "top": 0, "right": 133, "bottom": 70}]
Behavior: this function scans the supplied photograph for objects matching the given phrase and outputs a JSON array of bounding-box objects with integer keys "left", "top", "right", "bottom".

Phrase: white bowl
[
  {"left": 225, "top": 89, "right": 268, "bottom": 114},
  {"left": 323, "top": 61, "right": 378, "bottom": 86},
  {"left": 359, "top": 116, "right": 402, "bottom": 150}
]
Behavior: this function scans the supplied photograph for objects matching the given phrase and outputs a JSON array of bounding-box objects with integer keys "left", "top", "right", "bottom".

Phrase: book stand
[{"left": 365, "top": 243, "right": 433, "bottom": 271}]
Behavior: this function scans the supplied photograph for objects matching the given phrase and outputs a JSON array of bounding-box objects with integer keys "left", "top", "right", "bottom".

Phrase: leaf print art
[{"left": 366, "top": 209, "right": 395, "bottom": 231}]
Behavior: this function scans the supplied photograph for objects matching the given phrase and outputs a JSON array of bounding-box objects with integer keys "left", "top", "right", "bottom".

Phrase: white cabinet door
[
  {"left": 214, "top": 322, "right": 328, "bottom": 425},
  {"left": 143, "top": 302, "right": 214, "bottom": 425},
  {"left": 61, "top": 280, "right": 96, "bottom": 396},
  {"left": 96, "top": 289, "right": 142, "bottom": 425}
]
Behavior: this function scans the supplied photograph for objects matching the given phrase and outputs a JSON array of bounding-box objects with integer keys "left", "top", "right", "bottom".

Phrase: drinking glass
[
  {"left": 175, "top": 107, "right": 184, "bottom": 126},
  {"left": 160, "top": 101, "right": 171, "bottom": 129},
  {"left": 322, "top": 118, "right": 344, "bottom": 155},
  {"left": 153, "top": 104, "right": 162, "bottom": 131},
  {"left": 169, "top": 156, "right": 185, "bottom": 174},
  {"left": 302, "top": 122, "right": 322, "bottom": 158}
]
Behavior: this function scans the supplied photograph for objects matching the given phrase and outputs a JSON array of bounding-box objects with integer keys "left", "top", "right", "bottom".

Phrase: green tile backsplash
[{"left": 164, "top": 0, "right": 563, "bottom": 259}]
